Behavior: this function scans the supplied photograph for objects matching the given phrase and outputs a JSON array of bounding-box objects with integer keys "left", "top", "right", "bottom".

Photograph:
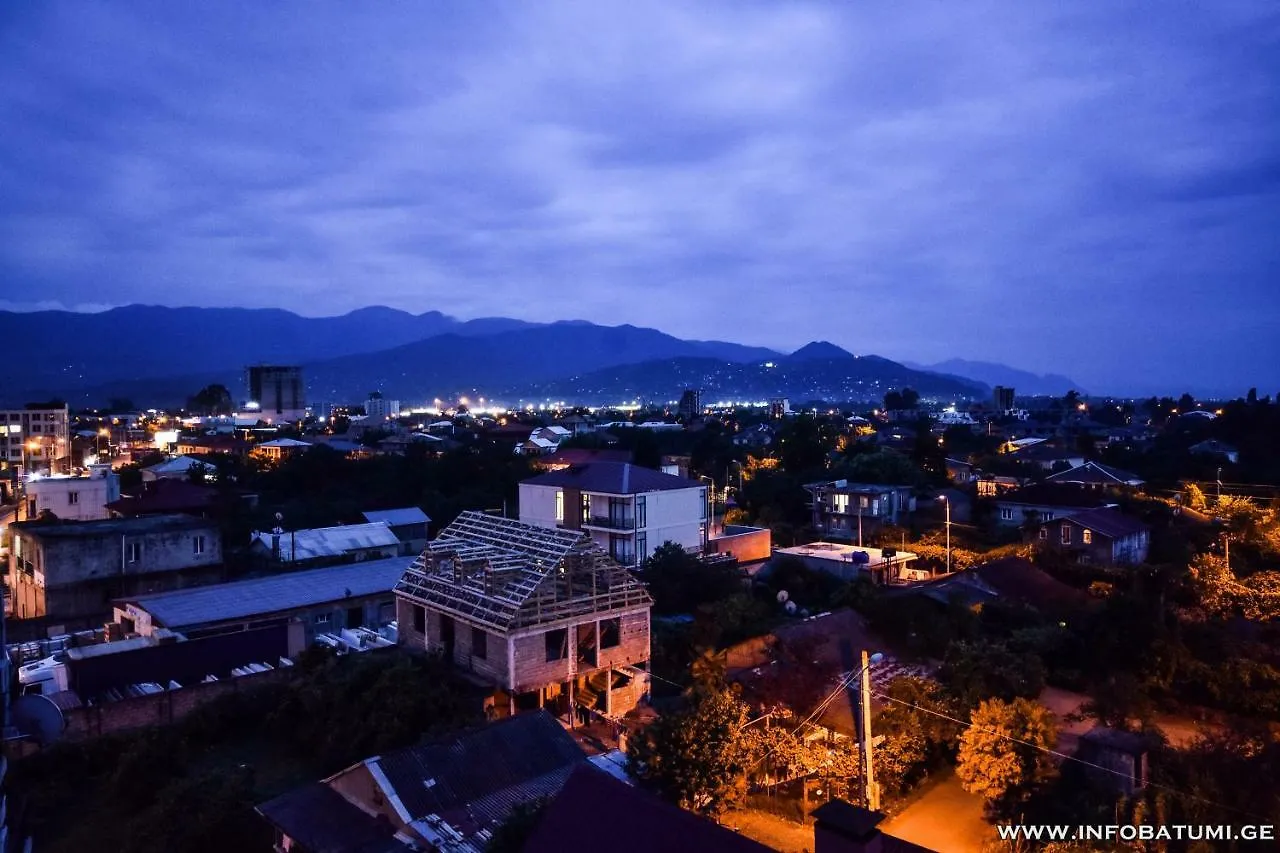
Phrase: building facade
[
  {"left": 23, "top": 464, "right": 121, "bottom": 522},
  {"left": 519, "top": 462, "right": 708, "bottom": 566},
  {"left": 8, "top": 514, "right": 224, "bottom": 623},
  {"left": 804, "top": 481, "right": 916, "bottom": 543},
  {"left": 364, "top": 394, "right": 401, "bottom": 421},
  {"left": 395, "top": 512, "right": 653, "bottom": 720},
  {"left": 1036, "top": 508, "right": 1150, "bottom": 565},
  {"left": 1, "top": 404, "right": 70, "bottom": 477},
  {"left": 245, "top": 365, "right": 305, "bottom": 423}
]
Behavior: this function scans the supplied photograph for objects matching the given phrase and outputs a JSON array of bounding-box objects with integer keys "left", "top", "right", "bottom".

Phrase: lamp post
[
  {"left": 1216, "top": 467, "right": 1223, "bottom": 506},
  {"left": 937, "top": 495, "right": 951, "bottom": 574}
]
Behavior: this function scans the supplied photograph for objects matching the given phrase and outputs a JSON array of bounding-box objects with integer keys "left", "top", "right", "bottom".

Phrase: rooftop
[
  {"left": 804, "top": 480, "right": 913, "bottom": 494},
  {"left": 12, "top": 513, "right": 214, "bottom": 540},
  {"left": 362, "top": 507, "right": 431, "bottom": 527},
  {"left": 1060, "top": 507, "right": 1148, "bottom": 539},
  {"left": 106, "top": 479, "right": 218, "bottom": 516},
  {"left": 909, "top": 557, "right": 1090, "bottom": 614},
  {"left": 258, "top": 437, "right": 313, "bottom": 448},
  {"left": 997, "top": 482, "right": 1117, "bottom": 510},
  {"left": 775, "top": 541, "right": 918, "bottom": 568},
  {"left": 1045, "top": 461, "right": 1144, "bottom": 486},
  {"left": 522, "top": 462, "right": 701, "bottom": 494},
  {"left": 251, "top": 521, "right": 400, "bottom": 561},
  {"left": 257, "top": 782, "right": 413, "bottom": 853},
  {"left": 395, "top": 511, "right": 651, "bottom": 633},
  {"left": 143, "top": 455, "right": 200, "bottom": 475},
  {"left": 524, "top": 765, "right": 773, "bottom": 853},
  {"left": 371, "top": 710, "right": 587, "bottom": 844},
  {"left": 121, "top": 557, "right": 407, "bottom": 628}
]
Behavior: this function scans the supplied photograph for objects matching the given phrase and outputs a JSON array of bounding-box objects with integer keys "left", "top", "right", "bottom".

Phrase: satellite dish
[
  {"left": 275, "top": 512, "right": 284, "bottom": 522},
  {"left": 12, "top": 694, "right": 66, "bottom": 746},
  {"left": 776, "top": 590, "right": 789, "bottom": 604},
  {"left": 784, "top": 600, "right": 798, "bottom": 615}
]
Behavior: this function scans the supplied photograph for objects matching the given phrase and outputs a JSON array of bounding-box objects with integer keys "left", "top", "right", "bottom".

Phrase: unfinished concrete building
[{"left": 395, "top": 511, "right": 653, "bottom": 720}]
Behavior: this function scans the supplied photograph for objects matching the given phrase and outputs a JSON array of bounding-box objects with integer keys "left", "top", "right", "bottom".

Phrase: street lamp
[
  {"left": 937, "top": 495, "right": 952, "bottom": 574},
  {"left": 1216, "top": 467, "right": 1223, "bottom": 505}
]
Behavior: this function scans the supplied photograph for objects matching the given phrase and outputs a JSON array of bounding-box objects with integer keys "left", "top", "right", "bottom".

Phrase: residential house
[
  {"left": 976, "top": 474, "right": 1028, "bottom": 497},
  {"left": 378, "top": 432, "right": 446, "bottom": 456},
  {"left": 944, "top": 457, "right": 977, "bottom": 485},
  {"left": 1189, "top": 439, "right": 1239, "bottom": 464},
  {"left": 252, "top": 437, "right": 312, "bottom": 463},
  {"left": 774, "top": 542, "right": 921, "bottom": 584},
  {"left": 1045, "top": 461, "right": 1144, "bottom": 488},
  {"left": 141, "top": 454, "right": 202, "bottom": 482},
  {"left": 732, "top": 423, "right": 775, "bottom": 449},
  {"left": 1076, "top": 727, "right": 1154, "bottom": 796},
  {"left": 535, "top": 447, "right": 633, "bottom": 471},
  {"left": 804, "top": 481, "right": 916, "bottom": 543},
  {"left": 361, "top": 507, "right": 431, "bottom": 556},
  {"left": 250, "top": 521, "right": 401, "bottom": 566},
  {"left": 7, "top": 514, "right": 224, "bottom": 623},
  {"left": 23, "top": 464, "right": 120, "bottom": 522},
  {"left": 265, "top": 711, "right": 588, "bottom": 852},
  {"left": 993, "top": 483, "right": 1116, "bottom": 527},
  {"left": 115, "top": 557, "right": 405, "bottom": 642},
  {"left": 174, "top": 434, "right": 250, "bottom": 457},
  {"left": 1011, "top": 441, "right": 1086, "bottom": 472},
  {"left": 519, "top": 462, "right": 709, "bottom": 567},
  {"left": 907, "top": 556, "right": 1090, "bottom": 617},
  {"left": 1036, "top": 507, "right": 1149, "bottom": 565},
  {"left": 525, "top": 765, "right": 775, "bottom": 853},
  {"left": 395, "top": 512, "right": 653, "bottom": 719}
]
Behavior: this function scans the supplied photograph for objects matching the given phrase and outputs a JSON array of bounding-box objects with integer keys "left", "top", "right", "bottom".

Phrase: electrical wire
[{"left": 872, "top": 691, "right": 1275, "bottom": 824}]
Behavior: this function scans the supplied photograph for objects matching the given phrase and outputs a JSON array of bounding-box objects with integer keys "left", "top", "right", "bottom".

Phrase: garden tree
[
  {"left": 1177, "top": 392, "right": 1197, "bottom": 413},
  {"left": 775, "top": 414, "right": 830, "bottom": 474},
  {"left": 1188, "top": 551, "right": 1280, "bottom": 621},
  {"left": 641, "top": 541, "right": 743, "bottom": 615},
  {"left": 872, "top": 676, "right": 963, "bottom": 796},
  {"left": 626, "top": 685, "right": 752, "bottom": 816},
  {"left": 940, "top": 639, "right": 1046, "bottom": 710},
  {"left": 697, "top": 593, "right": 776, "bottom": 648},
  {"left": 831, "top": 449, "right": 927, "bottom": 488},
  {"left": 1185, "top": 482, "right": 1208, "bottom": 511},
  {"left": 956, "top": 698, "right": 1058, "bottom": 813},
  {"left": 739, "top": 718, "right": 860, "bottom": 788},
  {"left": 883, "top": 387, "right": 920, "bottom": 411},
  {"left": 1143, "top": 730, "right": 1280, "bottom": 834},
  {"left": 187, "top": 383, "right": 234, "bottom": 415},
  {"left": 749, "top": 635, "right": 838, "bottom": 716},
  {"left": 910, "top": 416, "right": 947, "bottom": 482}
]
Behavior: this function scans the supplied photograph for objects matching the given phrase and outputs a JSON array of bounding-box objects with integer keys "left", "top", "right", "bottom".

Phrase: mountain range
[
  {"left": 0, "top": 306, "right": 1076, "bottom": 408},
  {"left": 907, "top": 359, "right": 1083, "bottom": 397}
]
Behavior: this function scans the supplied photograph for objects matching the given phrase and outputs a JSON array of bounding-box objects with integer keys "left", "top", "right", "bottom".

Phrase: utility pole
[
  {"left": 945, "top": 496, "right": 951, "bottom": 575},
  {"left": 1217, "top": 467, "right": 1223, "bottom": 505},
  {"left": 859, "top": 649, "right": 880, "bottom": 812}
]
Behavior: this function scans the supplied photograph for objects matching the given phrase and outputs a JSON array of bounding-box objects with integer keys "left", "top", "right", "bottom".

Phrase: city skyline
[{"left": 2, "top": 1, "right": 1278, "bottom": 395}]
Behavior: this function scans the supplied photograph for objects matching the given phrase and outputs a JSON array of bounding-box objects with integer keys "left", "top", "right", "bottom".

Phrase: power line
[{"left": 872, "top": 691, "right": 1275, "bottom": 824}]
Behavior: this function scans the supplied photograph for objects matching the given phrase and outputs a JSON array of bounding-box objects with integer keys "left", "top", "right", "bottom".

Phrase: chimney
[{"left": 812, "top": 800, "right": 887, "bottom": 853}]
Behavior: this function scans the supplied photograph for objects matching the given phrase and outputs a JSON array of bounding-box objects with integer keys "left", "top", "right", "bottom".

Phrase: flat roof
[
  {"left": 13, "top": 513, "right": 213, "bottom": 539},
  {"left": 775, "top": 542, "right": 918, "bottom": 567},
  {"left": 123, "top": 557, "right": 408, "bottom": 628}
]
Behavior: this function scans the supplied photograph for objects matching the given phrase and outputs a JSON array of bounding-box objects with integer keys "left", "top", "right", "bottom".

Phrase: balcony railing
[{"left": 584, "top": 515, "right": 636, "bottom": 531}]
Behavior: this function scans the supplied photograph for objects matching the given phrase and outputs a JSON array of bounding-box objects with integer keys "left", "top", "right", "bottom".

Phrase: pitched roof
[
  {"left": 258, "top": 437, "right": 313, "bottom": 448},
  {"left": 394, "top": 512, "right": 651, "bottom": 633},
  {"left": 524, "top": 765, "right": 773, "bottom": 853},
  {"left": 122, "top": 556, "right": 407, "bottom": 628},
  {"left": 540, "top": 448, "right": 634, "bottom": 467},
  {"left": 142, "top": 454, "right": 200, "bottom": 475},
  {"left": 1045, "top": 461, "right": 1143, "bottom": 486},
  {"left": 522, "top": 462, "right": 700, "bottom": 494},
  {"left": 251, "top": 521, "right": 399, "bottom": 561},
  {"left": 1059, "top": 507, "right": 1148, "bottom": 539},
  {"left": 997, "top": 483, "right": 1115, "bottom": 510},
  {"left": 362, "top": 507, "right": 431, "bottom": 527},
  {"left": 914, "top": 557, "right": 1089, "bottom": 614},
  {"left": 256, "top": 782, "right": 412, "bottom": 853},
  {"left": 371, "top": 711, "right": 586, "bottom": 840}
]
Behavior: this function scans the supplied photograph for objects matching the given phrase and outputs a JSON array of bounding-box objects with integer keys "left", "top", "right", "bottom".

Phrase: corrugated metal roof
[
  {"left": 251, "top": 522, "right": 400, "bottom": 561},
  {"left": 127, "top": 557, "right": 407, "bottom": 629},
  {"left": 372, "top": 711, "right": 586, "bottom": 834},
  {"left": 257, "top": 782, "right": 414, "bottom": 853},
  {"left": 362, "top": 507, "right": 431, "bottom": 527}
]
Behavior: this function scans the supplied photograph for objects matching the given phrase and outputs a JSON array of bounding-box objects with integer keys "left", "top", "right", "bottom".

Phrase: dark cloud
[{"left": 1, "top": 0, "right": 1277, "bottom": 395}]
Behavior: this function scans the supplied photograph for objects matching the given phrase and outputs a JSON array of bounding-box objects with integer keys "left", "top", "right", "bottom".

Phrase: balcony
[{"left": 583, "top": 515, "right": 637, "bottom": 532}]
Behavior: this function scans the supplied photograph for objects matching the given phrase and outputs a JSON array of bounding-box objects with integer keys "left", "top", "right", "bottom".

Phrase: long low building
[
  {"left": 773, "top": 541, "right": 922, "bottom": 583},
  {"left": 113, "top": 557, "right": 407, "bottom": 641}
]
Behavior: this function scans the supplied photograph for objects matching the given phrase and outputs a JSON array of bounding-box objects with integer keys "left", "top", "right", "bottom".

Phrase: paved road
[{"left": 882, "top": 770, "right": 994, "bottom": 853}]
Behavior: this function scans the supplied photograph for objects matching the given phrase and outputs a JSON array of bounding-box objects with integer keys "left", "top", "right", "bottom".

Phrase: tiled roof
[
  {"left": 124, "top": 557, "right": 406, "bottom": 628},
  {"left": 372, "top": 711, "right": 586, "bottom": 838},
  {"left": 522, "top": 462, "right": 701, "bottom": 494},
  {"left": 257, "top": 783, "right": 412, "bottom": 853},
  {"left": 1045, "top": 461, "right": 1143, "bottom": 486},
  {"left": 1060, "top": 507, "right": 1148, "bottom": 539},
  {"left": 525, "top": 765, "right": 773, "bottom": 853},
  {"left": 916, "top": 557, "right": 1089, "bottom": 614}
]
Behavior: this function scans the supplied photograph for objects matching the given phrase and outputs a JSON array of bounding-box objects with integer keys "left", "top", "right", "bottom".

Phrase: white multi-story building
[
  {"left": 24, "top": 464, "right": 121, "bottom": 522},
  {"left": 1, "top": 404, "right": 70, "bottom": 476},
  {"left": 519, "top": 462, "right": 708, "bottom": 567},
  {"left": 364, "top": 394, "right": 401, "bottom": 421}
]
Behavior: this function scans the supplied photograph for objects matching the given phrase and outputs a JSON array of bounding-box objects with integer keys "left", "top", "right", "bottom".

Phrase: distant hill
[
  {"left": 786, "top": 341, "right": 856, "bottom": 362},
  {"left": 911, "top": 359, "right": 1084, "bottom": 397},
  {"left": 0, "top": 306, "right": 775, "bottom": 406},
  {"left": 523, "top": 353, "right": 986, "bottom": 405}
]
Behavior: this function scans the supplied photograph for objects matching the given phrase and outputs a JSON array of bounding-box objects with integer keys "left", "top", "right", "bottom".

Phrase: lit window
[
  {"left": 1000, "top": 508, "right": 1013, "bottom": 520},
  {"left": 193, "top": 535, "right": 206, "bottom": 555},
  {"left": 1083, "top": 530, "right": 1093, "bottom": 545},
  {"left": 555, "top": 490, "right": 564, "bottom": 523}
]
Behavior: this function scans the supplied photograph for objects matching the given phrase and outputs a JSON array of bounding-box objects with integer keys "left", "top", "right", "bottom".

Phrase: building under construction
[{"left": 395, "top": 511, "right": 653, "bottom": 720}]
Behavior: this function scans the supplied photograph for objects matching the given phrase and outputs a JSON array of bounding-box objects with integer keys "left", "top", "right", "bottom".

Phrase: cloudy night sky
[{"left": 1, "top": 1, "right": 1277, "bottom": 395}]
